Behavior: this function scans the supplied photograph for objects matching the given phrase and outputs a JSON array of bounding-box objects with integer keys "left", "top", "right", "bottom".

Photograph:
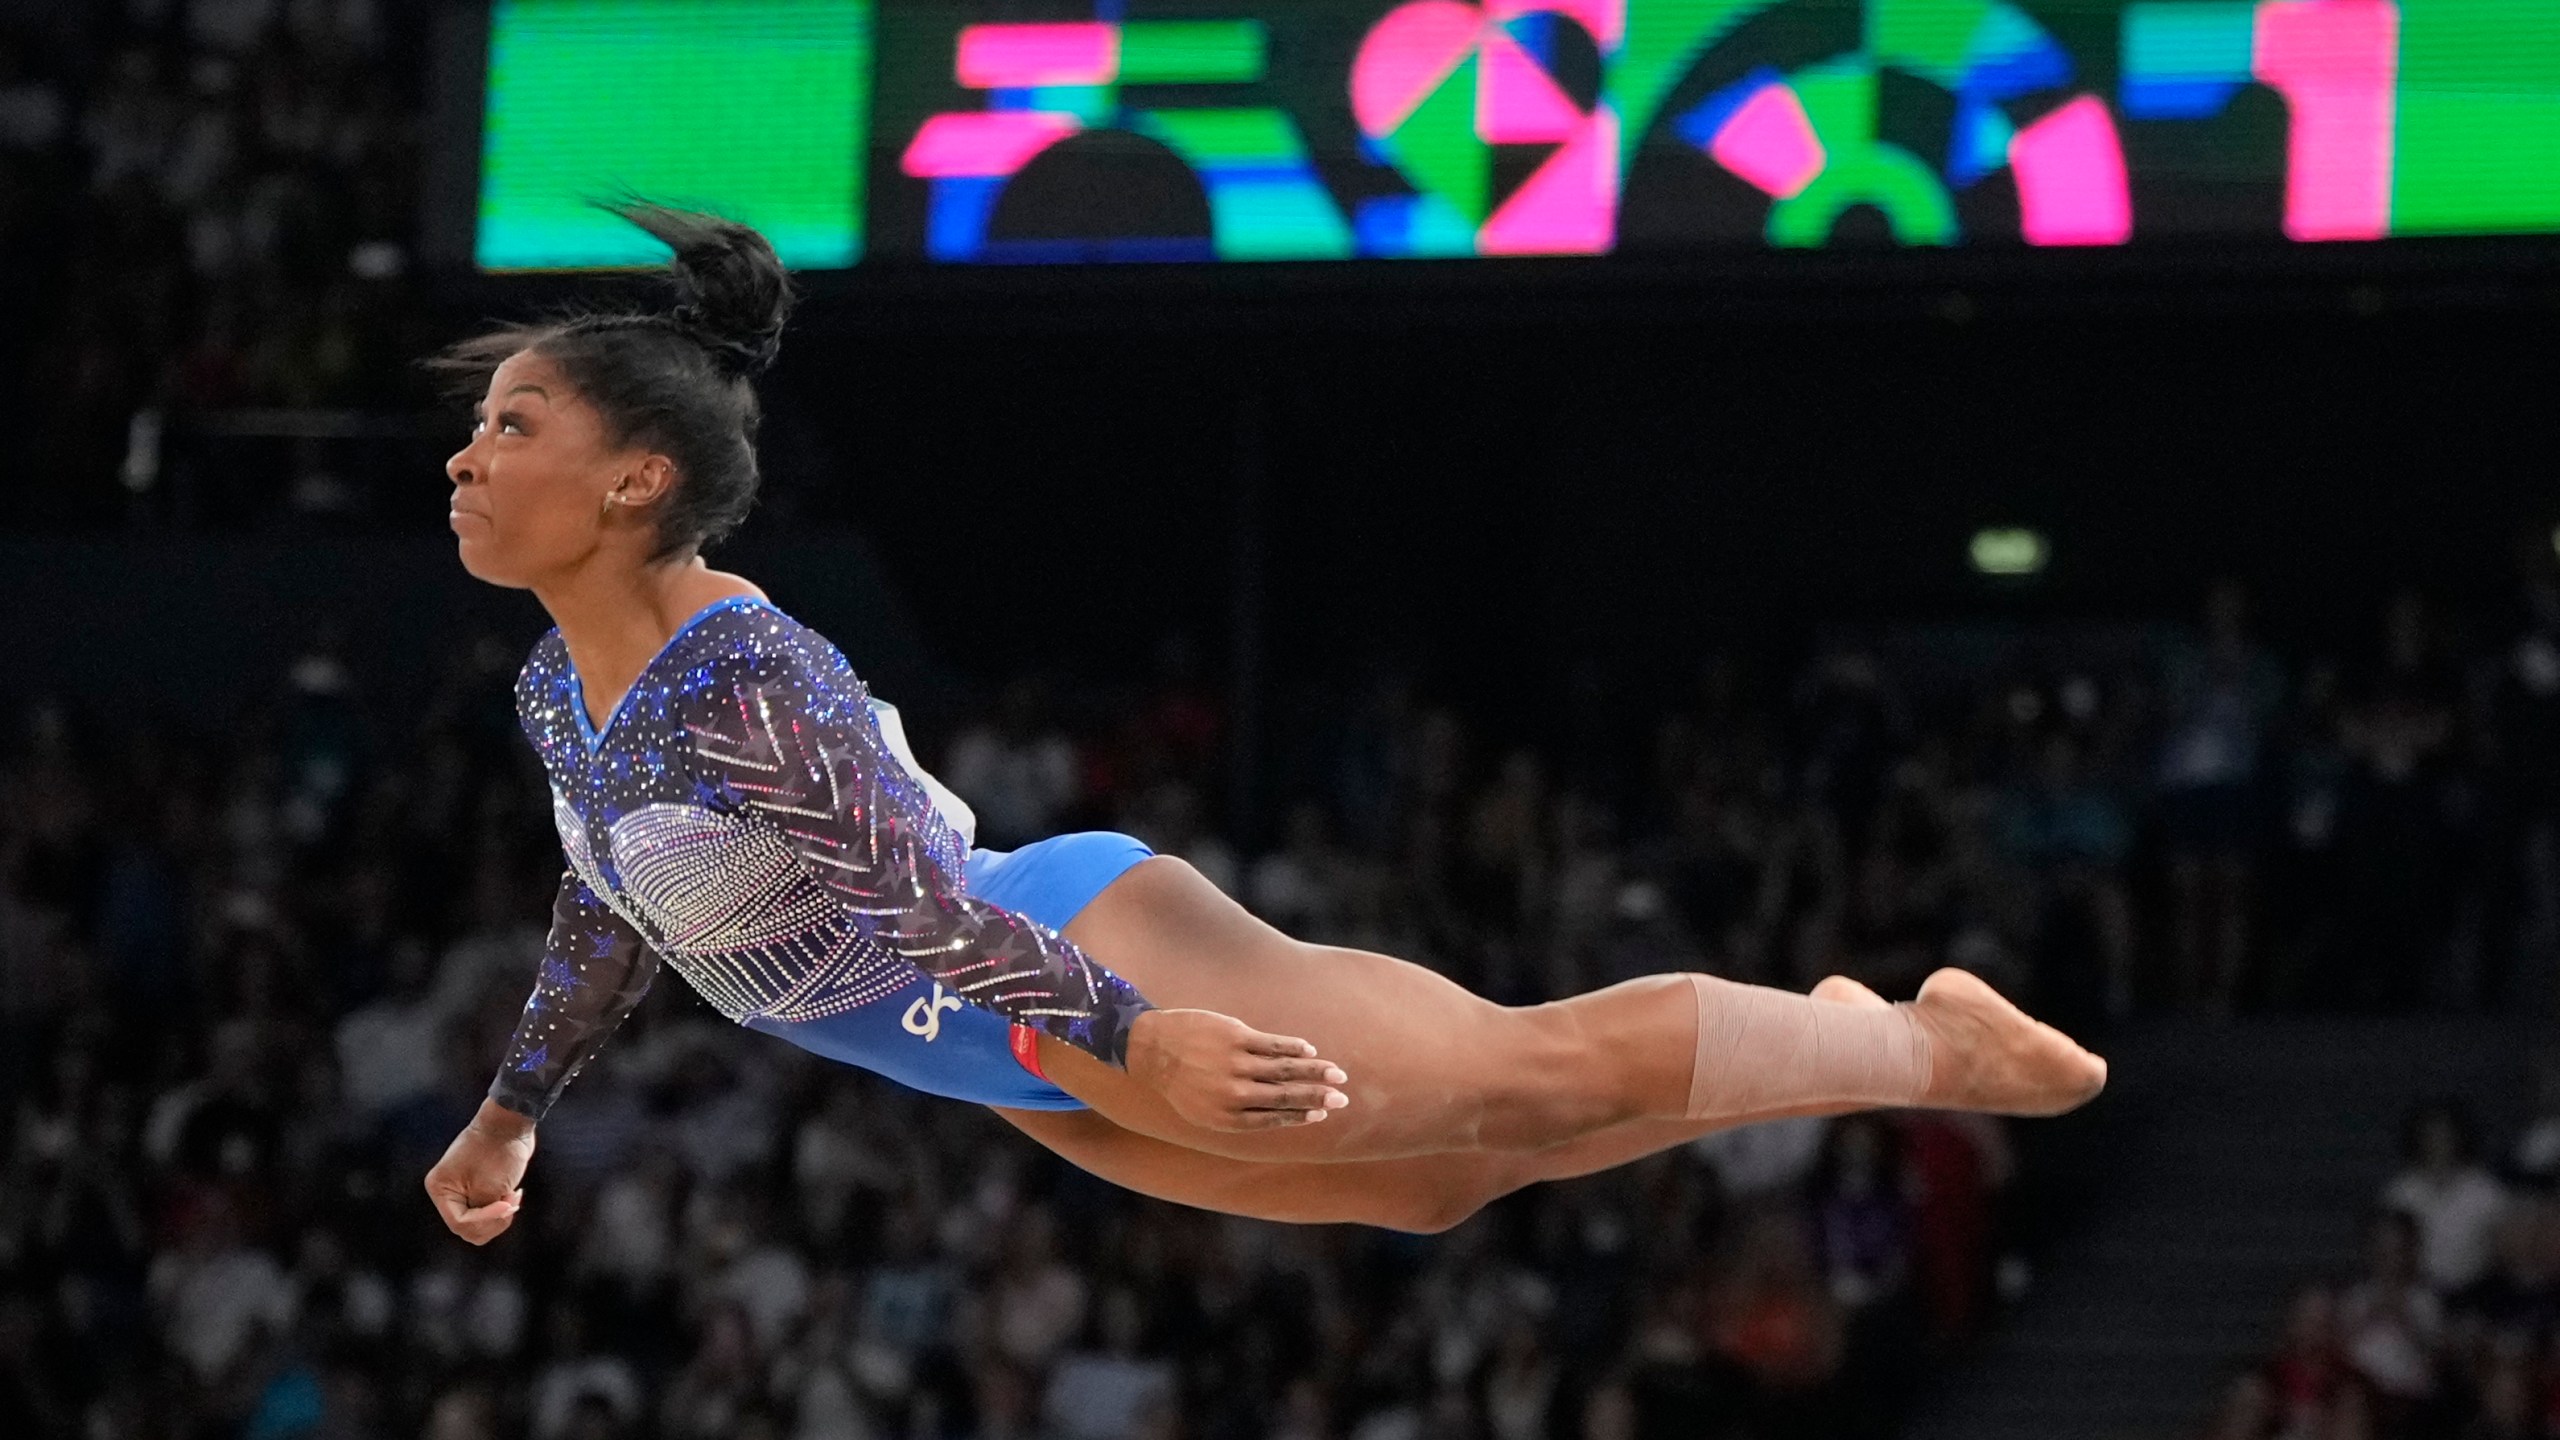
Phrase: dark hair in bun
[{"left": 427, "top": 199, "right": 797, "bottom": 561}]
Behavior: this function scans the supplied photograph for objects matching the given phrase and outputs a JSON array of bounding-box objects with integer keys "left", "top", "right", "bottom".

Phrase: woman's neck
[{"left": 538, "top": 556, "right": 768, "bottom": 731}]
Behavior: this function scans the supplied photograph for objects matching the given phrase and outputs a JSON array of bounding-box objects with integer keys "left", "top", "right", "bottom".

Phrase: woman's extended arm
[
  {"left": 486, "top": 870, "right": 661, "bottom": 1121},
  {"left": 427, "top": 870, "right": 659, "bottom": 1245}
]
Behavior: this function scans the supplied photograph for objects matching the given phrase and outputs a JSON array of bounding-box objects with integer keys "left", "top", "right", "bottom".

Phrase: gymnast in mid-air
[{"left": 423, "top": 203, "right": 2106, "bottom": 1242}]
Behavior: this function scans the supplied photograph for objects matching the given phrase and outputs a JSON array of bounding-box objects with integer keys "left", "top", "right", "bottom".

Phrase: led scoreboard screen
[{"left": 472, "top": 0, "right": 2560, "bottom": 269}]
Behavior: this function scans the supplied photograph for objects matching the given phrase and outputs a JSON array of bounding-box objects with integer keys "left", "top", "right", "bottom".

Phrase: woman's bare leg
[
  {"left": 1046, "top": 857, "right": 2105, "bottom": 1164},
  {"left": 993, "top": 1105, "right": 1527, "bottom": 1232},
  {"left": 1494, "top": 976, "right": 1900, "bottom": 1182},
  {"left": 994, "top": 980, "right": 1900, "bottom": 1233},
  {"left": 1047, "top": 858, "right": 1685, "bottom": 1162}
]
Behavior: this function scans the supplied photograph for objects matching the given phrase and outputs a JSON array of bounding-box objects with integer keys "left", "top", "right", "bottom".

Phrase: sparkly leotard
[{"left": 485, "top": 595, "right": 1151, "bottom": 1121}]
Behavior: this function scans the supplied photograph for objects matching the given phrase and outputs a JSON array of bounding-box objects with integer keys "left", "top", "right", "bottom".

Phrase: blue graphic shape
[
  {"left": 2121, "top": 1, "right": 2256, "bottom": 119},
  {"left": 1674, "top": 65, "right": 1786, "bottom": 151}
]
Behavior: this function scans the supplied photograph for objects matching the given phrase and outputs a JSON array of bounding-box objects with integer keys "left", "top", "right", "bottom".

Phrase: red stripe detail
[{"left": 1010, "top": 1023, "right": 1048, "bottom": 1081}]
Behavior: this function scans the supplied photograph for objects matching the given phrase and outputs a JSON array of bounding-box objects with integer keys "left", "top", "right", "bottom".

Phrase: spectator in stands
[
  {"left": 2476, "top": 538, "right": 2560, "bottom": 1011},
  {"left": 982, "top": 1205, "right": 1089, "bottom": 1375},
  {"left": 943, "top": 677, "right": 1083, "bottom": 850},
  {"left": 1996, "top": 728, "right": 2137, "bottom": 1021},
  {"left": 2265, "top": 660, "right": 2352, "bottom": 1010},
  {"left": 2264, "top": 1286, "right": 2351, "bottom": 1439},
  {"left": 2207, "top": 1366, "right": 2279, "bottom": 1440},
  {"left": 1691, "top": 1109, "right": 1831, "bottom": 1211},
  {"left": 1247, "top": 798, "right": 1355, "bottom": 942},
  {"left": 2460, "top": 1333, "right": 2540, "bottom": 1440},
  {"left": 2514, "top": 1053, "right": 2560, "bottom": 1186},
  {"left": 0, "top": 35, "right": 65, "bottom": 153},
  {"left": 1478, "top": 1312, "right": 1560, "bottom": 1440},
  {"left": 2385, "top": 1101, "right": 2512, "bottom": 1294},
  {"left": 1114, "top": 774, "right": 1241, "bottom": 896},
  {"left": 2335, "top": 1210, "right": 2442, "bottom": 1423},
  {"left": 1041, "top": 1287, "right": 1177, "bottom": 1440},
  {"left": 656, "top": 1301, "right": 767, "bottom": 1440},
  {"left": 146, "top": 1190, "right": 292, "bottom": 1409},
  {"left": 407, "top": 1233, "right": 528, "bottom": 1372},
  {"left": 2153, "top": 580, "right": 2284, "bottom": 1016},
  {"left": 1706, "top": 1211, "right": 1844, "bottom": 1397},
  {"left": 330, "top": 933, "right": 445, "bottom": 1118},
  {"left": 527, "top": 1296, "right": 645, "bottom": 1424},
  {"left": 1814, "top": 1113, "right": 1922, "bottom": 1432},
  {"left": 2337, "top": 590, "right": 2467, "bottom": 1011},
  {"left": 1814, "top": 1116, "right": 1915, "bottom": 1315}
]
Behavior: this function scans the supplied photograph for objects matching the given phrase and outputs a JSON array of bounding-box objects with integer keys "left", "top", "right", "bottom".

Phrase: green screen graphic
[
  {"left": 2394, "top": 0, "right": 2560, "bottom": 233},
  {"left": 477, "top": 0, "right": 869, "bottom": 270},
  {"left": 473, "top": 0, "right": 2560, "bottom": 269}
]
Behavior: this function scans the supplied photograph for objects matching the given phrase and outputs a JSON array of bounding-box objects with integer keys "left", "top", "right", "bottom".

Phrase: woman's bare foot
[
  {"left": 1812, "top": 975, "right": 1888, "bottom": 1007},
  {"left": 1906, "top": 968, "right": 2107, "bottom": 1115}
]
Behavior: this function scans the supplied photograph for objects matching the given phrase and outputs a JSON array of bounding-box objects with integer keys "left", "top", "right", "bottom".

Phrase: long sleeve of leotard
[
  {"left": 486, "top": 870, "right": 661, "bottom": 1121},
  {"left": 668, "top": 651, "right": 1154, "bottom": 1067}
]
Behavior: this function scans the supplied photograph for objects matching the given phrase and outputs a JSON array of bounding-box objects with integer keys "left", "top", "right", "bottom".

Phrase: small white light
[{"left": 1971, "top": 527, "right": 2049, "bottom": 577}]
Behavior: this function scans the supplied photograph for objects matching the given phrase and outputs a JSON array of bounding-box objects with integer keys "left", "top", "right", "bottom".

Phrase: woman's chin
[{"left": 452, "top": 537, "right": 512, "bottom": 585}]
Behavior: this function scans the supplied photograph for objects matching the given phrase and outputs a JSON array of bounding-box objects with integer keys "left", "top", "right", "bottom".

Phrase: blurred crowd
[
  {"left": 0, "top": 1, "right": 437, "bottom": 526},
  {"left": 10, "top": 553, "right": 2560, "bottom": 1440},
  {"left": 2209, "top": 1086, "right": 2560, "bottom": 1440}
]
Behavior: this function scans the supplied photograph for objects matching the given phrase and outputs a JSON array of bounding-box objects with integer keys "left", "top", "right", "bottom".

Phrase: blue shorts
[
  {"left": 748, "top": 830, "right": 1155, "bottom": 1110},
  {"left": 964, "top": 829, "right": 1157, "bottom": 931}
]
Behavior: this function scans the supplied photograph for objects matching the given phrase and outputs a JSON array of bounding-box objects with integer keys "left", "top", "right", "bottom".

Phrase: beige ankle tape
[{"left": 1684, "top": 973, "right": 1934, "bottom": 1121}]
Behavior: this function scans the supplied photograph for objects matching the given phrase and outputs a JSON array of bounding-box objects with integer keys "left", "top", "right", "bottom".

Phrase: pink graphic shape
[
  {"left": 1352, "top": 1, "right": 1483, "bottom": 136},
  {"left": 1478, "top": 26, "right": 1586, "bottom": 143},
  {"left": 1709, "top": 83, "right": 1825, "bottom": 199},
  {"left": 955, "top": 23, "right": 1121, "bottom": 89},
  {"left": 2253, "top": 0, "right": 2398, "bottom": 241},
  {"left": 2008, "top": 95, "right": 2132, "bottom": 245},
  {"left": 1488, "top": 0, "right": 1624, "bottom": 51},
  {"left": 901, "top": 111, "right": 1082, "bottom": 178},
  {"left": 1478, "top": 109, "right": 1620, "bottom": 254}
]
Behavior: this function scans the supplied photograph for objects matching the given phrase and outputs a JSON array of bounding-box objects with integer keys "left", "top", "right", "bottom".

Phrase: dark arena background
[{"left": 6, "top": 3, "right": 2560, "bottom": 1439}]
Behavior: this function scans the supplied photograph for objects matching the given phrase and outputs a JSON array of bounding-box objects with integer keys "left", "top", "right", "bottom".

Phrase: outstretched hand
[
  {"left": 1126, "top": 1009, "right": 1351, "bottom": 1132},
  {"left": 424, "top": 1101, "right": 537, "bottom": 1245}
]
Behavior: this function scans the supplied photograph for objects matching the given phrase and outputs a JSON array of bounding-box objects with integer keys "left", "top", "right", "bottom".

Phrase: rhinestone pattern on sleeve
[{"left": 486, "top": 869, "right": 660, "bottom": 1121}]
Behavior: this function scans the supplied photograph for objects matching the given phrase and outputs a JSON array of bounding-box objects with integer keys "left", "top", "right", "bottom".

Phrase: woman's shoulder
[
  {"left": 665, "top": 598, "right": 872, "bottom": 710},
  {"left": 513, "top": 627, "right": 573, "bottom": 715},
  {"left": 678, "top": 596, "right": 816, "bottom": 668}
]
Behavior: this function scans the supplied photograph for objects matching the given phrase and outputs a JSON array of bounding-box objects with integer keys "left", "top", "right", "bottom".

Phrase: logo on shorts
[{"left": 902, "top": 982, "right": 964, "bottom": 1043}]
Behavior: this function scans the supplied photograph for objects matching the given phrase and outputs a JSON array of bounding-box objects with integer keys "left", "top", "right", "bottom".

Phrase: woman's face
[{"left": 444, "top": 349, "right": 656, "bottom": 587}]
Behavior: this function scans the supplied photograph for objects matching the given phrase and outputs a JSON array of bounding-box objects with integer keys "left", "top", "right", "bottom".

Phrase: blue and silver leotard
[{"left": 485, "top": 594, "right": 1155, "bottom": 1122}]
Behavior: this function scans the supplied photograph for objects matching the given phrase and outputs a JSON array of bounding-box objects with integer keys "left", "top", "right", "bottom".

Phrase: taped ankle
[{"left": 1683, "top": 973, "right": 1933, "bottom": 1120}]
